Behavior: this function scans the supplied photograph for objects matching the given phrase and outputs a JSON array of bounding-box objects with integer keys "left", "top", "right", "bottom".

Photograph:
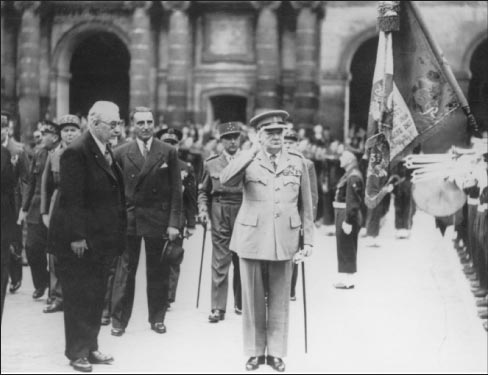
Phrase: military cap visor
[
  {"left": 59, "top": 114, "right": 81, "bottom": 129},
  {"left": 161, "top": 133, "right": 180, "bottom": 144},
  {"left": 218, "top": 122, "right": 242, "bottom": 139},
  {"left": 40, "top": 121, "right": 60, "bottom": 135},
  {"left": 283, "top": 129, "right": 298, "bottom": 141},
  {"left": 249, "top": 110, "right": 289, "bottom": 131}
]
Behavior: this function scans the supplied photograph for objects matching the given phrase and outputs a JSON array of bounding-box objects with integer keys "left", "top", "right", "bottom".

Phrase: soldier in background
[
  {"left": 18, "top": 121, "right": 60, "bottom": 300},
  {"left": 392, "top": 161, "right": 415, "bottom": 239},
  {"left": 283, "top": 129, "right": 318, "bottom": 301},
  {"left": 1, "top": 111, "right": 29, "bottom": 294},
  {"left": 198, "top": 122, "right": 243, "bottom": 323},
  {"left": 159, "top": 128, "right": 198, "bottom": 308},
  {"left": 40, "top": 115, "right": 81, "bottom": 313}
]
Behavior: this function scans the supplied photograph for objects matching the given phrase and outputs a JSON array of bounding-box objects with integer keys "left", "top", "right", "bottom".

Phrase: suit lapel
[
  {"left": 87, "top": 132, "right": 116, "bottom": 182},
  {"left": 136, "top": 141, "right": 163, "bottom": 186},
  {"left": 127, "top": 141, "right": 144, "bottom": 171}
]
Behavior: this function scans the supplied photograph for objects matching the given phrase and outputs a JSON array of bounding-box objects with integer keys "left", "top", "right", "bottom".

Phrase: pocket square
[{"left": 159, "top": 162, "right": 168, "bottom": 169}]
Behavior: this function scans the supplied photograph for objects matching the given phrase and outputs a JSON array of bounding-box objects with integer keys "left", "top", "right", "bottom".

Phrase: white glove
[
  {"left": 342, "top": 221, "right": 352, "bottom": 235},
  {"left": 293, "top": 245, "right": 313, "bottom": 264}
]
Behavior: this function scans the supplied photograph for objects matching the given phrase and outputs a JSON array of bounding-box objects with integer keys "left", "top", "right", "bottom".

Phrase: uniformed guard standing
[
  {"left": 333, "top": 150, "right": 364, "bottom": 289},
  {"left": 198, "top": 122, "right": 243, "bottom": 322},
  {"left": 392, "top": 161, "right": 415, "bottom": 239},
  {"left": 159, "top": 128, "right": 198, "bottom": 307},
  {"left": 220, "top": 110, "right": 314, "bottom": 372},
  {"left": 40, "top": 114, "right": 81, "bottom": 313},
  {"left": 18, "top": 121, "right": 60, "bottom": 299}
]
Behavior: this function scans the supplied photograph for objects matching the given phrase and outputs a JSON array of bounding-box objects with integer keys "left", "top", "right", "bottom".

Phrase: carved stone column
[
  {"left": 252, "top": 1, "right": 281, "bottom": 113},
  {"left": 162, "top": 1, "right": 191, "bottom": 128},
  {"left": 128, "top": 1, "right": 152, "bottom": 109},
  {"left": 291, "top": 1, "right": 323, "bottom": 129},
  {"left": 1, "top": 1, "right": 17, "bottom": 115},
  {"left": 16, "top": 1, "right": 41, "bottom": 143}
]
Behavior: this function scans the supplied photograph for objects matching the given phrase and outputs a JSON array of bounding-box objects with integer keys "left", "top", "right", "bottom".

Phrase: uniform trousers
[
  {"left": 394, "top": 181, "right": 414, "bottom": 230},
  {"left": 210, "top": 199, "right": 242, "bottom": 312},
  {"left": 474, "top": 208, "right": 487, "bottom": 289},
  {"left": 335, "top": 208, "right": 360, "bottom": 273},
  {"left": 57, "top": 254, "right": 112, "bottom": 360},
  {"left": 111, "top": 236, "right": 169, "bottom": 329},
  {"left": 240, "top": 258, "right": 292, "bottom": 358},
  {"left": 168, "top": 235, "right": 184, "bottom": 303},
  {"left": 1, "top": 239, "right": 9, "bottom": 323},
  {"left": 467, "top": 203, "right": 477, "bottom": 264},
  {"left": 47, "top": 254, "right": 62, "bottom": 304},
  {"left": 25, "top": 223, "right": 49, "bottom": 291}
]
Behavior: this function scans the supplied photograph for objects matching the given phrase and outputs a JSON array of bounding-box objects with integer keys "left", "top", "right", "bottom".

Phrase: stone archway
[
  {"left": 200, "top": 88, "right": 253, "bottom": 125},
  {"left": 50, "top": 21, "right": 130, "bottom": 120}
]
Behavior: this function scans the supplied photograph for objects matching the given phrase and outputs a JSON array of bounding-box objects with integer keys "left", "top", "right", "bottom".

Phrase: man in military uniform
[
  {"left": 40, "top": 114, "right": 81, "bottom": 313},
  {"left": 333, "top": 150, "right": 364, "bottom": 289},
  {"left": 159, "top": 128, "right": 197, "bottom": 307},
  {"left": 198, "top": 122, "right": 243, "bottom": 322},
  {"left": 392, "top": 161, "right": 415, "bottom": 239},
  {"left": 282, "top": 128, "right": 318, "bottom": 301},
  {"left": 18, "top": 121, "right": 60, "bottom": 299},
  {"left": 1, "top": 111, "right": 29, "bottom": 294},
  {"left": 220, "top": 110, "right": 314, "bottom": 372}
]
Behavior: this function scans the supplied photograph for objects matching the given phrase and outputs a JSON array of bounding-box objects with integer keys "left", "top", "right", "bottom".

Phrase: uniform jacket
[
  {"left": 1, "top": 146, "right": 16, "bottom": 249},
  {"left": 220, "top": 148, "right": 314, "bottom": 261},
  {"left": 48, "top": 131, "right": 127, "bottom": 263},
  {"left": 113, "top": 138, "right": 182, "bottom": 237},
  {"left": 198, "top": 153, "right": 243, "bottom": 214},
  {"left": 22, "top": 145, "right": 52, "bottom": 224},
  {"left": 335, "top": 168, "right": 364, "bottom": 227},
  {"left": 178, "top": 159, "right": 197, "bottom": 230}
]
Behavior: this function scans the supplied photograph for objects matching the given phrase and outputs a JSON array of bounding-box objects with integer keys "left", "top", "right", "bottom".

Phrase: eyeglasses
[{"left": 99, "top": 120, "right": 120, "bottom": 129}]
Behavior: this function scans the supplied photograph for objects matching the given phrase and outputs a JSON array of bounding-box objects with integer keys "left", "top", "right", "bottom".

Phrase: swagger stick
[
  {"left": 301, "top": 261, "right": 308, "bottom": 354},
  {"left": 196, "top": 220, "right": 207, "bottom": 308}
]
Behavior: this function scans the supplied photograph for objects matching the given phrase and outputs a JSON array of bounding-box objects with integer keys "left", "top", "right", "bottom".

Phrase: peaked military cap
[
  {"left": 249, "top": 110, "right": 289, "bottom": 131},
  {"left": 283, "top": 129, "right": 299, "bottom": 141},
  {"left": 218, "top": 122, "right": 242, "bottom": 139},
  {"left": 158, "top": 127, "right": 182, "bottom": 144},
  {"left": 41, "top": 120, "right": 60, "bottom": 135},
  {"left": 58, "top": 114, "right": 81, "bottom": 130}
]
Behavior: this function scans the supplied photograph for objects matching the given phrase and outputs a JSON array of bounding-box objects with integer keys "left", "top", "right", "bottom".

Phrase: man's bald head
[{"left": 88, "top": 101, "right": 120, "bottom": 144}]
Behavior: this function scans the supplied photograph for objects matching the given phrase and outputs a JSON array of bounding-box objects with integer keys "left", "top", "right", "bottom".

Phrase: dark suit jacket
[
  {"left": 5, "top": 137, "right": 29, "bottom": 213},
  {"left": 48, "top": 131, "right": 127, "bottom": 263},
  {"left": 178, "top": 159, "right": 197, "bottom": 230},
  {"left": 1, "top": 146, "right": 16, "bottom": 251},
  {"left": 113, "top": 138, "right": 182, "bottom": 237}
]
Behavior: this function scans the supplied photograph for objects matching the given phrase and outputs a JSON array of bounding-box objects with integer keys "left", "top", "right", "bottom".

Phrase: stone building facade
[{"left": 1, "top": 1, "right": 486, "bottom": 145}]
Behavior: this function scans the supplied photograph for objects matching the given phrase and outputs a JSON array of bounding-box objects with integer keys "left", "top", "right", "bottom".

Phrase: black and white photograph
[{"left": 1, "top": 0, "right": 487, "bottom": 374}]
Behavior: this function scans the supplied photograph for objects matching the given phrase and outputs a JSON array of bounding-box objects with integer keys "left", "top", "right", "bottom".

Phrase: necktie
[
  {"left": 104, "top": 145, "right": 113, "bottom": 166},
  {"left": 270, "top": 154, "right": 277, "bottom": 171},
  {"left": 142, "top": 142, "right": 149, "bottom": 160}
]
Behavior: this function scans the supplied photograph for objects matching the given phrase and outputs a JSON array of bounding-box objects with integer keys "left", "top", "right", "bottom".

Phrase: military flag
[{"left": 364, "top": 0, "right": 479, "bottom": 208}]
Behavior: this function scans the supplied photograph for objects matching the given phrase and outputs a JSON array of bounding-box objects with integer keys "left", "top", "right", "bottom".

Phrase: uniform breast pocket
[
  {"left": 246, "top": 176, "right": 268, "bottom": 186},
  {"left": 283, "top": 176, "right": 300, "bottom": 191}
]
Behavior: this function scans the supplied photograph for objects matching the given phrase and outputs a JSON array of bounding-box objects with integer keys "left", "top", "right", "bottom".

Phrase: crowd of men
[{"left": 1, "top": 100, "right": 487, "bottom": 373}]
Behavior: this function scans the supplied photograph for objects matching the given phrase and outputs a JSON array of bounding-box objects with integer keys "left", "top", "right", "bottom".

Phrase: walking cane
[
  {"left": 196, "top": 220, "right": 207, "bottom": 308},
  {"left": 299, "top": 228, "right": 308, "bottom": 353}
]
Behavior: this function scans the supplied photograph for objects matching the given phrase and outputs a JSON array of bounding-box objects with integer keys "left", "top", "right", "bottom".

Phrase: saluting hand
[{"left": 71, "top": 239, "right": 88, "bottom": 258}]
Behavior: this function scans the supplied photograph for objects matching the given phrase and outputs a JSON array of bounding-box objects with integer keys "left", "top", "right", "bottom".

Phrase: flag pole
[{"left": 408, "top": 1, "right": 479, "bottom": 135}]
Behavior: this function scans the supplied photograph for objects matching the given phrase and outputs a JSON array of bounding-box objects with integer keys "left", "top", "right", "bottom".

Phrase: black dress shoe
[
  {"left": 100, "top": 316, "right": 111, "bottom": 326},
  {"left": 235, "top": 306, "right": 242, "bottom": 315},
  {"left": 111, "top": 327, "right": 125, "bottom": 337},
  {"left": 88, "top": 350, "right": 113, "bottom": 364},
  {"left": 245, "top": 356, "right": 265, "bottom": 371},
  {"left": 475, "top": 297, "right": 488, "bottom": 307},
  {"left": 70, "top": 357, "right": 92, "bottom": 372},
  {"left": 208, "top": 309, "right": 225, "bottom": 323},
  {"left": 9, "top": 281, "right": 21, "bottom": 293},
  {"left": 32, "top": 287, "right": 46, "bottom": 299},
  {"left": 473, "top": 288, "right": 488, "bottom": 298},
  {"left": 43, "top": 302, "right": 63, "bottom": 313},
  {"left": 151, "top": 322, "right": 166, "bottom": 334},
  {"left": 267, "top": 356, "right": 285, "bottom": 372}
]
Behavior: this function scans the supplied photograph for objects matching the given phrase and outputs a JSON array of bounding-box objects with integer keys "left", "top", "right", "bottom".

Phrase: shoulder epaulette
[
  {"left": 288, "top": 150, "right": 305, "bottom": 158},
  {"left": 205, "top": 154, "right": 219, "bottom": 162}
]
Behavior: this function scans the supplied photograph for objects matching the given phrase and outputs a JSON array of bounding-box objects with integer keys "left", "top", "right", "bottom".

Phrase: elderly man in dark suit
[
  {"left": 1, "top": 111, "right": 29, "bottom": 294},
  {"left": 110, "top": 107, "right": 182, "bottom": 337},
  {"left": 220, "top": 110, "right": 314, "bottom": 372},
  {"left": 48, "top": 101, "right": 127, "bottom": 373}
]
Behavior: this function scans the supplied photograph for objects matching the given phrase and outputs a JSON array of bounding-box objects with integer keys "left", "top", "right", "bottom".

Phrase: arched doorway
[
  {"left": 468, "top": 38, "right": 487, "bottom": 134},
  {"left": 69, "top": 32, "right": 130, "bottom": 121},
  {"left": 348, "top": 37, "right": 378, "bottom": 135},
  {"left": 210, "top": 95, "right": 247, "bottom": 124}
]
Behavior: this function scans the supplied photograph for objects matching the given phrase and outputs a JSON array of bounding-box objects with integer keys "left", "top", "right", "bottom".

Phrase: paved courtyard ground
[{"left": 1, "top": 208, "right": 487, "bottom": 374}]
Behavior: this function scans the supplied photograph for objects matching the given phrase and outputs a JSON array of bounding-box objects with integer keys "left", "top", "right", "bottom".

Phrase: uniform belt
[
  {"left": 478, "top": 203, "right": 487, "bottom": 212},
  {"left": 468, "top": 197, "right": 480, "bottom": 205},
  {"left": 333, "top": 201, "right": 346, "bottom": 209},
  {"left": 213, "top": 193, "right": 242, "bottom": 203}
]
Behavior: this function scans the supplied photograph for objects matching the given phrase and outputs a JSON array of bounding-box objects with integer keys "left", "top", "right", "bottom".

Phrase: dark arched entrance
[
  {"left": 69, "top": 32, "right": 130, "bottom": 120},
  {"left": 468, "top": 38, "right": 488, "bottom": 134},
  {"left": 349, "top": 37, "right": 378, "bottom": 133},
  {"left": 210, "top": 95, "right": 247, "bottom": 123}
]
